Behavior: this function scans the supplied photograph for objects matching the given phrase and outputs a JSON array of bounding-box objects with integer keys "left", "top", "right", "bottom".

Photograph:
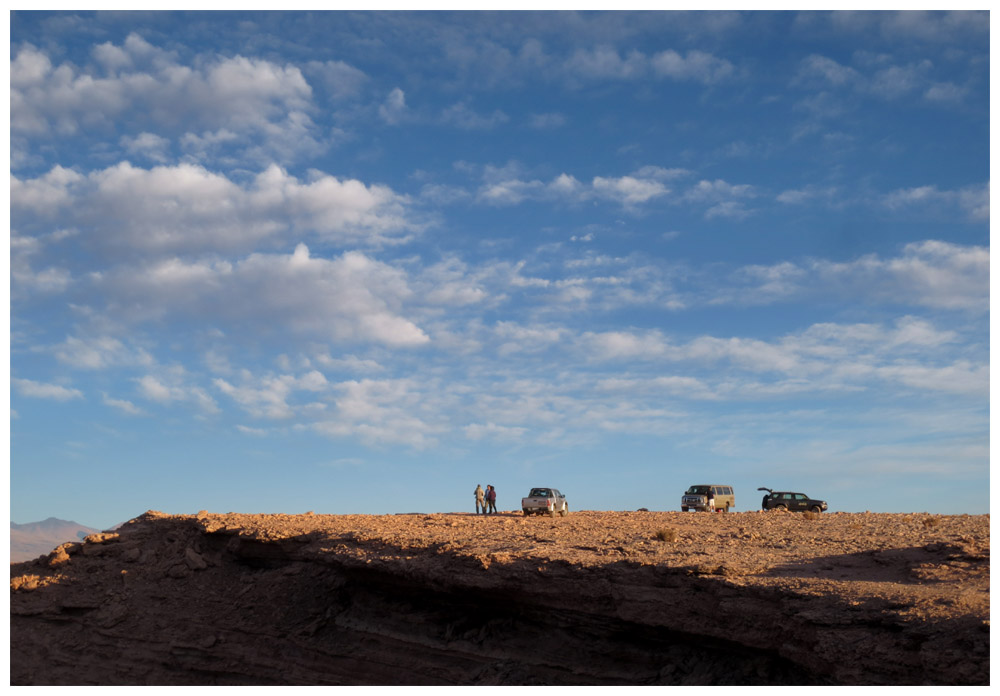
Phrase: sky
[{"left": 7, "top": 9, "right": 991, "bottom": 530}]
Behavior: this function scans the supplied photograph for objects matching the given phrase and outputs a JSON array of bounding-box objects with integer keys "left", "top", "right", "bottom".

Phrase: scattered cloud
[
  {"left": 13, "top": 378, "right": 84, "bottom": 401},
  {"left": 379, "top": 87, "right": 407, "bottom": 124}
]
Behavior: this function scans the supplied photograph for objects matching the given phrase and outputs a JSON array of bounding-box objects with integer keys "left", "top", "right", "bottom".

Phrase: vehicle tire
[
  {"left": 681, "top": 507, "right": 688, "bottom": 512},
  {"left": 549, "top": 509, "right": 557, "bottom": 518},
  {"left": 522, "top": 509, "right": 529, "bottom": 516},
  {"left": 810, "top": 505, "right": 822, "bottom": 513},
  {"left": 559, "top": 504, "right": 569, "bottom": 517},
  {"left": 775, "top": 504, "right": 787, "bottom": 511}
]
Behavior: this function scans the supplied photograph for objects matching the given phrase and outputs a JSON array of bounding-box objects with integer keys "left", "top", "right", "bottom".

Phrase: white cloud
[
  {"left": 12, "top": 162, "right": 417, "bottom": 257},
  {"left": 54, "top": 336, "right": 153, "bottom": 370},
  {"left": 441, "top": 101, "right": 510, "bottom": 130},
  {"left": 471, "top": 165, "right": 680, "bottom": 209},
  {"left": 13, "top": 378, "right": 84, "bottom": 401},
  {"left": 102, "top": 393, "right": 144, "bottom": 415},
  {"left": 463, "top": 422, "right": 528, "bottom": 441},
  {"left": 651, "top": 49, "right": 735, "bottom": 83},
  {"left": 95, "top": 244, "right": 430, "bottom": 347},
  {"left": 576, "top": 316, "right": 984, "bottom": 397},
  {"left": 315, "top": 378, "right": 447, "bottom": 448},
  {"left": 10, "top": 38, "right": 318, "bottom": 165},
  {"left": 717, "top": 240, "right": 987, "bottom": 311},
  {"left": 684, "top": 179, "right": 755, "bottom": 202},
  {"left": 120, "top": 132, "right": 171, "bottom": 163},
  {"left": 379, "top": 88, "right": 407, "bottom": 124},
  {"left": 565, "top": 46, "right": 646, "bottom": 80},
  {"left": 214, "top": 370, "right": 328, "bottom": 420},
  {"left": 306, "top": 59, "right": 368, "bottom": 100},
  {"left": 592, "top": 175, "right": 669, "bottom": 206},
  {"left": 883, "top": 183, "right": 988, "bottom": 222},
  {"left": 529, "top": 112, "right": 566, "bottom": 129},
  {"left": 137, "top": 375, "right": 219, "bottom": 413}
]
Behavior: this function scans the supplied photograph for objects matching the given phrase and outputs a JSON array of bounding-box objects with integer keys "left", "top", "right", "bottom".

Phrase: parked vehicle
[
  {"left": 681, "top": 485, "right": 735, "bottom": 512},
  {"left": 521, "top": 488, "right": 569, "bottom": 517},
  {"left": 757, "top": 487, "right": 827, "bottom": 513}
]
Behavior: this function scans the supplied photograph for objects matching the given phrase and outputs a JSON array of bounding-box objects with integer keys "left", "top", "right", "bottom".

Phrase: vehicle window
[
  {"left": 530, "top": 489, "right": 548, "bottom": 497},
  {"left": 769, "top": 493, "right": 779, "bottom": 499},
  {"left": 782, "top": 493, "right": 793, "bottom": 500},
  {"left": 724, "top": 487, "right": 732, "bottom": 495},
  {"left": 795, "top": 494, "right": 806, "bottom": 500}
]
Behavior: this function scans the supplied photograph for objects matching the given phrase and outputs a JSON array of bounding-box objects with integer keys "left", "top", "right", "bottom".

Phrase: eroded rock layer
[{"left": 10, "top": 510, "right": 989, "bottom": 685}]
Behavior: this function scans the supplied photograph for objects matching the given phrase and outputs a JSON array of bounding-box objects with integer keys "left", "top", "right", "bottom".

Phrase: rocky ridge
[{"left": 10, "top": 509, "right": 989, "bottom": 685}]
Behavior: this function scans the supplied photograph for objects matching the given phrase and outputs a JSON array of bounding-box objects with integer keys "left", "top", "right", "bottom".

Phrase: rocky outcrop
[{"left": 10, "top": 510, "right": 990, "bottom": 685}]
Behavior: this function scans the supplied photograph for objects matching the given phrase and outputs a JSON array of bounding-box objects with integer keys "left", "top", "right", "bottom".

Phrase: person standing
[
  {"left": 474, "top": 484, "right": 485, "bottom": 514},
  {"left": 487, "top": 485, "right": 497, "bottom": 514},
  {"left": 707, "top": 487, "right": 716, "bottom": 513}
]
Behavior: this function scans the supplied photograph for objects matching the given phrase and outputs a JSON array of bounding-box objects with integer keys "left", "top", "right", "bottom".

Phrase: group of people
[{"left": 474, "top": 484, "right": 497, "bottom": 514}]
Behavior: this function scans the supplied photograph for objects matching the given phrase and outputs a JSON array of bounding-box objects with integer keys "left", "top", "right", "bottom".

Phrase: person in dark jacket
[{"left": 487, "top": 485, "right": 497, "bottom": 514}]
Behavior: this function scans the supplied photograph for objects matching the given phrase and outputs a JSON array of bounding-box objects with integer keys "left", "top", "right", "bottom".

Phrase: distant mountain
[{"left": 10, "top": 517, "right": 100, "bottom": 563}]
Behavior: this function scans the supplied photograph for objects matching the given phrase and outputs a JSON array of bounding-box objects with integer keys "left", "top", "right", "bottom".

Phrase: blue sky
[{"left": 8, "top": 10, "right": 990, "bottom": 529}]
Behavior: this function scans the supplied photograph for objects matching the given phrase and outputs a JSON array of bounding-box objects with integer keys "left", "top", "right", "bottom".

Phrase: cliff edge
[{"left": 10, "top": 509, "right": 989, "bottom": 685}]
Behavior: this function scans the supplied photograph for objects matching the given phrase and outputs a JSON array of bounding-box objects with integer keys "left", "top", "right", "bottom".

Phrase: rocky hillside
[
  {"left": 10, "top": 509, "right": 989, "bottom": 685},
  {"left": 10, "top": 518, "right": 100, "bottom": 563}
]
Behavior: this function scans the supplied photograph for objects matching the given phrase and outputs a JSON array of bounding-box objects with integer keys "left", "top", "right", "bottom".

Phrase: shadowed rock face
[{"left": 9, "top": 510, "right": 989, "bottom": 685}]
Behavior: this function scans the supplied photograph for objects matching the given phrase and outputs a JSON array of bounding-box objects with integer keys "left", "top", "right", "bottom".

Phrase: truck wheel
[
  {"left": 559, "top": 504, "right": 569, "bottom": 517},
  {"left": 810, "top": 505, "right": 822, "bottom": 513},
  {"left": 522, "top": 509, "right": 529, "bottom": 516},
  {"left": 549, "top": 509, "right": 557, "bottom": 518},
  {"left": 775, "top": 504, "right": 786, "bottom": 511},
  {"left": 681, "top": 507, "right": 688, "bottom": 512}
]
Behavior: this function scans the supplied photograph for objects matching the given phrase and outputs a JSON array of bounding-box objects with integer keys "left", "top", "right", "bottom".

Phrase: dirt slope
[{"left": 10, "top": 509, "right": 989, "bottom": 685}]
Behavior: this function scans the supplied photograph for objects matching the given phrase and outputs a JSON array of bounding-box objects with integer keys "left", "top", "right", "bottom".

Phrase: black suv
[{"left": 757, "top": 487, "right": 827, "bottom": 513}]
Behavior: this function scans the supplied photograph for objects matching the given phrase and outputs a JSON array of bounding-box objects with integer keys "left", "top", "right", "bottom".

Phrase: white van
[{"left": 681, "top": 484, "right": 735, "bottom": 512}]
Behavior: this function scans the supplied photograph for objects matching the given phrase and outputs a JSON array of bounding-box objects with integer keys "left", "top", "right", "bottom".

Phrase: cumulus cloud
[
  {"left": 563, "top": 47, "right": 734, "bottom": 85},
  {"left": 11, "top": 162, "right": 417, "bottom": 257},
  {"left": 10, "top": 37, "right": 319, "bottom": 165},
  {"left": 471, "top": 164, "right": 682, "bottom": 209},
  {"left": 94, "top": 244, "right": 430, "bottom": 347},
  {"left": 120, "top": 131, "right": 171, "bottom": 162},
  {"left": 592, "top": 175, "right": 669, "bottom": 206}
]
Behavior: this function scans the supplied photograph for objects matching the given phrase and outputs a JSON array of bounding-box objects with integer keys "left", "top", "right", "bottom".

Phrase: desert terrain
[{"left": 10, "top": 508, "right": 989, "bottom": 685}]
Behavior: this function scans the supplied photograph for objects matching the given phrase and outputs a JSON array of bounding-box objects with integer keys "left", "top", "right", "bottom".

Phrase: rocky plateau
[{"left": 9, "top": 508, "right": 990, "bottom": 685}]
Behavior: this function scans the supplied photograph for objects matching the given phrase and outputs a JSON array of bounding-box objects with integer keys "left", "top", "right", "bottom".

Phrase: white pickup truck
[{"left": 521, "top": 487, "right": 569, "bottom": 517}]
